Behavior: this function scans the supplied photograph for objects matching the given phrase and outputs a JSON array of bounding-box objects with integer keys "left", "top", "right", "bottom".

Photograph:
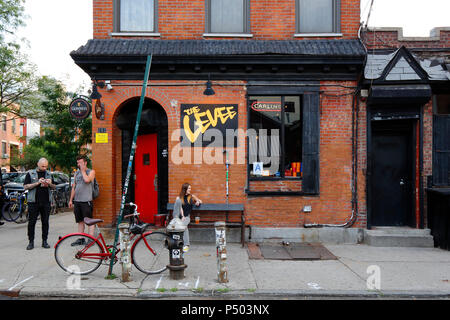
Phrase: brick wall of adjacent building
[
  {"left": 363, "top": 27, "right": 450, "bottom": 51},
  {"left": 0, "top": 111, "right": 25, "bottom": 171}
]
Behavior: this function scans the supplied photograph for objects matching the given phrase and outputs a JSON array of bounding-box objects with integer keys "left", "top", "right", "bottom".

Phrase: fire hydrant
[{"left": 166, "top": 218, "right": 187, "bottom": 280}]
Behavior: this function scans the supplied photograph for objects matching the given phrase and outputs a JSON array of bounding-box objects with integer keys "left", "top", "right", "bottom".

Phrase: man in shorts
[{"left": 69, "top": 155, "right": 96, "bottom": 246}]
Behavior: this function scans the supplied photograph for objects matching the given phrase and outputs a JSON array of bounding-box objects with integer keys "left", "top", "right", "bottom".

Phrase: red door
[{"left": 135, "top": 133, "right": 158, "bottom": 223}]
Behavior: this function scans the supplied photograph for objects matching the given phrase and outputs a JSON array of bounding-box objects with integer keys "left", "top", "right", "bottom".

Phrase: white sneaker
[{"left": 183, "top": 245, "right": 190, "bottom": 253}]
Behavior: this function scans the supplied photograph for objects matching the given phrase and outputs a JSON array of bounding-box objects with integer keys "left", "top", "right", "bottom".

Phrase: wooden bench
[{"left": 166, "top": 203, "right": 246, "bottom": 247}]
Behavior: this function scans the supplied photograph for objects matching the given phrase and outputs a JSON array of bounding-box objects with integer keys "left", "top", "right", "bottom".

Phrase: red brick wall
[
  {"left": 363, "top": 28, "right": 450, "bottom": 50},
  {"left": 91, "top": 79, "right": 361, "bottom": 228},
  {"left": 90, "top": 0, "right": 363, "bottom": 228},
  {"left": 93, "top": 0, "right": 360, "bottom": 40}
]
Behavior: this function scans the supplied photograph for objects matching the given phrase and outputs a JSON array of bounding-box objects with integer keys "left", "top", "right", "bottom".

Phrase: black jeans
[{"left": 27, "top": 203, "right": 51, "bottom": 242}]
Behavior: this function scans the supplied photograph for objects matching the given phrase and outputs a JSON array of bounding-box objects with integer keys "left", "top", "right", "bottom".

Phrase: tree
[
  {"left": 11, "top": 76, "right": 92, "bottom": 175},
  {"left": 9, "top": 142, "right": 52, "bottom": 170},
  {"left": 0, "top": 0, "right": 38, "bottom": 116},
  {"left": 0, "top": 0, "right": 25, "bottom": 39},
  {"left": 0, "top": 44, "right": 38, "bottom": 114}
]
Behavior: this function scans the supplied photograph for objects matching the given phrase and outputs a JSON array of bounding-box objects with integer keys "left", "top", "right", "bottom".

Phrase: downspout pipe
[
  {"left": 304, "top": 90, "right": 360, "bottom": 228},
  {"left": 304, "top": 24, "right": 366, "bottom": 229}
]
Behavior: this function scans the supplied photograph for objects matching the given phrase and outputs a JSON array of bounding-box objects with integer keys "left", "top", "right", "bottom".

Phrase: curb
[
  {"left": 3, "top": 287, "right": 449, "bottom": 299},
  {"left": 0, "top": 289, "right": 21, "bottom": 298},
  {"left": 137, "top": 289, "right": 450, "bottom": 299}
]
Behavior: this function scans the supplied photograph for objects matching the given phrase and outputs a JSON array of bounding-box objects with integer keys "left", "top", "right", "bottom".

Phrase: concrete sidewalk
[{"left": 0, "top": 211, "right": 449, "bottom": 299}]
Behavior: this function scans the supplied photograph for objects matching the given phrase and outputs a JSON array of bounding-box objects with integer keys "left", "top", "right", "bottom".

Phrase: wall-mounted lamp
[
  {"left": 89, "top": 82, "right": 102, "bottom": 100},
  {"left": 203, "top": 74, "right": 215, "bottom": 96}
]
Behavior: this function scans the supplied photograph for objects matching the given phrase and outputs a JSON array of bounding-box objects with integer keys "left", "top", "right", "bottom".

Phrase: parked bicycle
[
  {"left": 54, "top": 202, "right": 170, "bottom": 275},
  {"left": 1, "top": 190, "right": 29, "bottom": 223},
  {"left": 50, "top": 189, "right": 58, "bottom": 215}
]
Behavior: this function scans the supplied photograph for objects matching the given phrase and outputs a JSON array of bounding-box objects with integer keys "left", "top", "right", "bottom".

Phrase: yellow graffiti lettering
[
  {"left": 183, "top": 106, "right": 200, "bottom": 115},
  {"left": 183, "top": 106, "right": 237, "bottom": 143},
  {"left": 183, "top": 115, "right": 202, "bottom": 143}
]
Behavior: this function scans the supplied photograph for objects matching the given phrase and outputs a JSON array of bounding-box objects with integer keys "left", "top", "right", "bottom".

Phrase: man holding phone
[
  {"left": 69, "top": 155, "right": 96, "bottom": 245},
  {"left": 24, "top": 158, "right": 55, "bottom": 250}
]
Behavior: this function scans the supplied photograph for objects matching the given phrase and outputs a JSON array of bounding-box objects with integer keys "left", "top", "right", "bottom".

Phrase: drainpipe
[
  {"left": 304, "top": 89, "right": 360, "bottom": 228},
  {"left": 305, "top": 24, "right": 367, "bottom": 229}
]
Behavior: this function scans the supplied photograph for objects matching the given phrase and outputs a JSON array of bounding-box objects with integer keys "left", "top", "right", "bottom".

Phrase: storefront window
[{"left": 248, "top": 96, "right": 302, "bottom": 179}]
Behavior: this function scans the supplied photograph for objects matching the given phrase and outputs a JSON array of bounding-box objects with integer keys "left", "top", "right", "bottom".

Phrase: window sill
[
  {"left": 246, "top": 190, "right": 305, "bottom": 196},
  {"left": 249, "top": 177, "right": 302, "bottom": 181},
  {"left": 294, "top": 33, "right": 343, "bottom": 37},
  {"left": 111, "top": 32, "right": 161, "bottom": 37},
  {"left": 203, "top": 33, "right": 253, "bottom": 38}
]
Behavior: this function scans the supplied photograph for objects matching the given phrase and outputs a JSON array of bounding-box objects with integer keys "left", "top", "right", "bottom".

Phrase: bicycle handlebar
[{"left": 123, "top": 202, "right": 140, "bottom": 219}]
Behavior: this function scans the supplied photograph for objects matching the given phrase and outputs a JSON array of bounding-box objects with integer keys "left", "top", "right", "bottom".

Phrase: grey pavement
[{"left": 0, "top": 210, "right": 449, "bottom": 299}]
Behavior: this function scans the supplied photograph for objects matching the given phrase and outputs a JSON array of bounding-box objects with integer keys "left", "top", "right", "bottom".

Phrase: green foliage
[
  {"left": 10, "top": 143, "right": 51, "bottom": 170},
  {"left": 0, "top": 0, "right": 38, "bottom": 115},
  {"left": 0, "top": 0, "right": 25, "bottom": 40},
  {"left": 11, "top": 76, "right": 92, "bottom": 174},
  {"left": 0, "top": 44, "right": 37, "bottom": 114},
  {"left": 1, "top": 1, "right": 91, "bottom": 173}
]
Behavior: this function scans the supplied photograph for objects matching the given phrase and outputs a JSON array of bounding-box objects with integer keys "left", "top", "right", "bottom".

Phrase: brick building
[
  {"left": 0, "top": 110, "right": 27, "bottom": 172},
  {"left": 70, "top": 1, "right": 449, "bottom": 243},
  {"left": 359, "top": 27, "right": 450, "bottom": 232}
]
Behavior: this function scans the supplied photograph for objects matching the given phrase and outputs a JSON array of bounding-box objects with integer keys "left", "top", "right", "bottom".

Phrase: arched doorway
[{"left": 115, "top": 97, "right": 168, "bottom": 223}]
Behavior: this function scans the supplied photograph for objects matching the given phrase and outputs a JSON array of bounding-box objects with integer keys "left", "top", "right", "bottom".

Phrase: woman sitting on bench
[{"left": 173, "top": 182, "right": 202, "bottom": 253}]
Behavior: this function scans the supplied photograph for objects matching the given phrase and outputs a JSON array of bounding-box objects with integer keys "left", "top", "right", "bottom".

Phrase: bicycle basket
[{"left": 130, "top": 223, "right": 147, "bottom": 235}]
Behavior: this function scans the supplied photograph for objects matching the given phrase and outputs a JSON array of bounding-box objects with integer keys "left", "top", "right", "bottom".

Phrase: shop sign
[
  {"left": 251, "top": 101, "right": 281, "bottom": 112},
  {"left": 250, "top": 101, "right": 295, "bottom": 113},
  {"left": 180, "top": 104, "right": 238, "bottom": 147},
  {"left": 69, "top": 98, "right": 91, "bottom": 120}
]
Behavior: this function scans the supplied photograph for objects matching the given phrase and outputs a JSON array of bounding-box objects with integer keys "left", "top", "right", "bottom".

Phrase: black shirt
[
  {"left": 24, "top": 171, "right": 55, "bottom": 204},
  {"left": 182, "top": 195, "right": 194, "bottom": 217}
]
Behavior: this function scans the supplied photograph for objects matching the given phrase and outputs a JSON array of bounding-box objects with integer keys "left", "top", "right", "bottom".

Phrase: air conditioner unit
[{"left": 2, "top": 154, "right": 9, "bottom": 159}]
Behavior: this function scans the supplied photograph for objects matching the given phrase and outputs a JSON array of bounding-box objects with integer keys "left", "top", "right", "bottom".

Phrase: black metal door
[{"left": 370, "top": 121, "right": 414, "bottom": 226}]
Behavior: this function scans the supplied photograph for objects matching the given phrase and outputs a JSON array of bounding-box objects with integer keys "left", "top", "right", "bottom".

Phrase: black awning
[
  {"left": 70, "top": 39, "right": 365, "bottom": 81},
  {"left": 368, "top": 84, "right": 432, "bottom": 105},
  {"left": 71, "top": 39, "right": 365, "bottom": 57}
]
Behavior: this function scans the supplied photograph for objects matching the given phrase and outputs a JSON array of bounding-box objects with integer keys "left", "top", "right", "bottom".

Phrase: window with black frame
[
  {"left": 116, "top": 0, "right": 157, "bottom": 32},
  {"left": 297, "top": 0, "right": 340, "bottom": 34},
  {"left": 207, "top": 0, "right": 249, "bottom": 34},
  {"left": 248, "top": 96, "right": 302, "bottom": 179}
]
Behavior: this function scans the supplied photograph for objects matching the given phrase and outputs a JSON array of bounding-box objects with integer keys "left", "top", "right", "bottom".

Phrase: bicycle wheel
[
  {"left": 132, "top": 231, "right": 170, "bottom": 274},
  {"left": 1, "top": 203, "right": 12, "bottom": 222},
  {"left": 55, "top": 234, "right": 104, "bottom": 275},
  {"left": 3, "top": 202, "right": 20, "bottom": 222},
  {"left": 15, "top": 204, "right": 28, "bottom": 224}
]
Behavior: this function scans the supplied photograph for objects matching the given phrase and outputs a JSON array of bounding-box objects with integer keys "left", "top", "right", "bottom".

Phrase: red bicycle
[{"left": 54, "top": 203, "right": 171, "bottom": 275}]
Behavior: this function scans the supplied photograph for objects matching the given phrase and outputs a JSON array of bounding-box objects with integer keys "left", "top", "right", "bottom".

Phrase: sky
[{"left": 14, "top": 0, "right": 450, "bottom": 94}]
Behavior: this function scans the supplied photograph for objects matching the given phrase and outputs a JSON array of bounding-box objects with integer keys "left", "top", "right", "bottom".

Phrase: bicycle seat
[{"left": 83, "top": 217, "right": 104, "bottom": 226}]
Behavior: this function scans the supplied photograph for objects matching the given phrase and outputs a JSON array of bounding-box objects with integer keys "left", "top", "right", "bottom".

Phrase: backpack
[{"left": 92, "top": 178, "right": 100, "bottom": 199}]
